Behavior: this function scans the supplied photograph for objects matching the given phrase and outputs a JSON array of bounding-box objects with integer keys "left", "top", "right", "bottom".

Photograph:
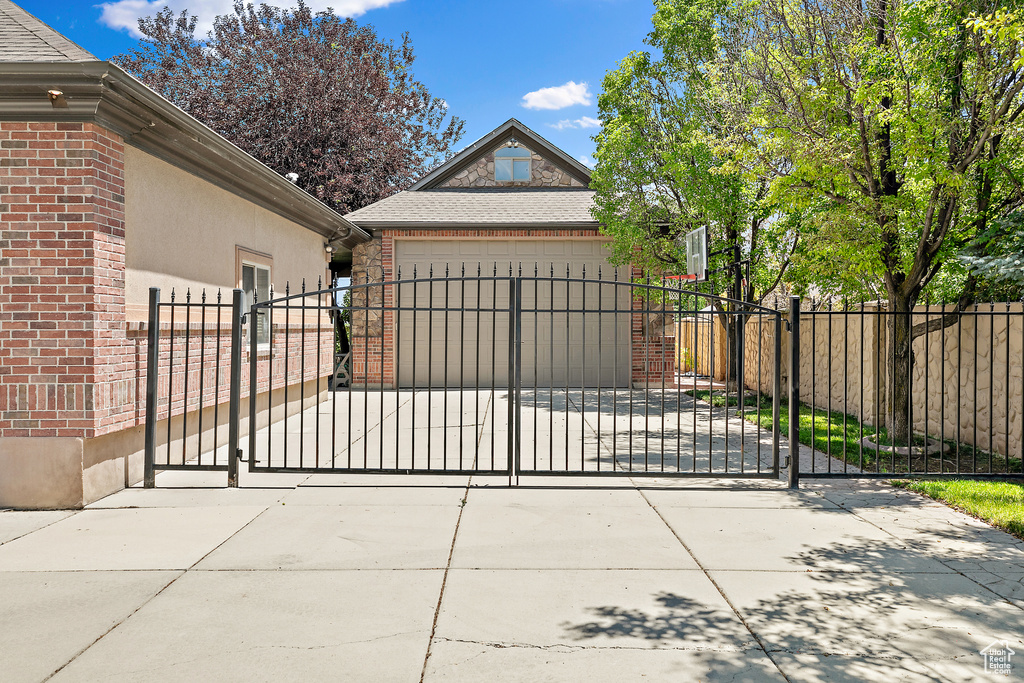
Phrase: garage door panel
[{"left": 394, "top": 239, "right": 630, "bottom": 388}]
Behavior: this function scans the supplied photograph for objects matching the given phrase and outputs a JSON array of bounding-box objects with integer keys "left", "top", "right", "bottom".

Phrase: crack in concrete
[
  {"left": 435, "top": 636, "right": 759, "bottom": 654},
  {"left": 417, "top": 393, "right": 490, "bottom": 683},
  {"left": 636, "top": 486, "right": 795, "bottom": 683}
]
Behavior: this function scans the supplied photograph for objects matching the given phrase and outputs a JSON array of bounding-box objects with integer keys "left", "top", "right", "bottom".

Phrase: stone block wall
[
  {"left": 740, "top": 304, "right": 1023, "bottom": 458},
  {"left": 442, "top": 149, "right": 586, "bottom": 188},
  {"left": 349, "top": 237, "right": 395, "bottom": 387}
]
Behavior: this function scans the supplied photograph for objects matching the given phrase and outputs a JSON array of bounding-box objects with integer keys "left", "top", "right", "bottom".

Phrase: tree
[
  {"left": 701, "top": 0, "right": 1024, "bottom": 443},
  {"left": 591, "top": 0, "right": 799, "bottom": 383},
  {"left": 591, "top": 0, "right": 799, "bottom": 296},
  {"left": 961, "top": 212, "right": 1024, "bottom": 287},
  {"left": 113, "top": 1, "right": 464, "bottom": 215}
]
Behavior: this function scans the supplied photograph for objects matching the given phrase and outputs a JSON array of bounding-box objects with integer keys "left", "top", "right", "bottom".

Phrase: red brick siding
[
  {"left": 0, "top": 122, "right": 127, "bottom": 437},
  {"left": 127, "top": 312, "right": 332, "bottom": 426}
]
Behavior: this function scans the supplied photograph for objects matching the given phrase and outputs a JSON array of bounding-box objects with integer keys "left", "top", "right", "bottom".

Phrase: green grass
[
  {"left": 685, "top": 389, "right": 1022, "bottom": 475},
  {"left": 891, "top": 479, "right": 1024, "bottom": 540}
]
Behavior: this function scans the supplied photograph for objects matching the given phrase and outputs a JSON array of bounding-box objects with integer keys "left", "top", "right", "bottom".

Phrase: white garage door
[{"left": 394, "top": 239, "right": 631, "bottom": 388}]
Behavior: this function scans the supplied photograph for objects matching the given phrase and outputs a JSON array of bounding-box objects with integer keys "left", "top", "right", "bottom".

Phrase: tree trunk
[{"left": 886, "top": 293, "right": 914, "bottom": 446}]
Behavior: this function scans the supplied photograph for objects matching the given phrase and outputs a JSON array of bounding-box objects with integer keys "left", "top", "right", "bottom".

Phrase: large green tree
[
  {"left": 592, "top": 1, "right": 798, "bottom": 309},
  {"left": 606, "top": 0, "right": 1024, "bottom": 443}
]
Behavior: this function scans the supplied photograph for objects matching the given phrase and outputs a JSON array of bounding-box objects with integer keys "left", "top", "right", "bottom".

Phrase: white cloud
[
  {"left": 521, "top": 81, "right": 591, "bottom": 110},
  {"left": 99, "top": 0, "right": 404, "bottom": 37},
  {"left": 547, "top": 116, "right": 602, "bottom": 131},
  {"left": 577, "top": 155, "right": 596, "bottom": 169}
]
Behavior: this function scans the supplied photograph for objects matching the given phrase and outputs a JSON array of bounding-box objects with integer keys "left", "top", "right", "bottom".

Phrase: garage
[
  {"left": 393, "top": 238, "right": 630, "bottom": 388},
  {"left": 341, "top": 118, "right": 662, "bottom": 391}
]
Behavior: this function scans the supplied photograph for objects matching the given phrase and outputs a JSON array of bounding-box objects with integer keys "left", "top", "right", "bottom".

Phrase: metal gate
[
  {"left": 240, "top": 269, "right": 786, "bottom": 480},
  {"left": 142, "top": 275, "right": 1024, "bottom": 488}
]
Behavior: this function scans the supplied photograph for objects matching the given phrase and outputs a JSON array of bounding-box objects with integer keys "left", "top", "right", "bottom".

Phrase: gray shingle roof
[
  {"left": 344, "top": 188, "right": 598, "bottom": 227},
  {"left": 0, "top": 0, "right": 96, "bottom": 62}
]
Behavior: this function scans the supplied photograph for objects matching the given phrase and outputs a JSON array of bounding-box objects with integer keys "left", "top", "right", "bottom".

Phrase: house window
[
  {"left": 237, "top": 248, "right": 272, "bottom": 346},
  {"left": 495, "top": 146, "right": 532, "bottom": 181}
]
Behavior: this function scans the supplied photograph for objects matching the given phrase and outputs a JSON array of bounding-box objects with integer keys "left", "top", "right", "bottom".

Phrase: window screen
[{"left": 242, "top": 263, "right": 271, "bottom": 345}]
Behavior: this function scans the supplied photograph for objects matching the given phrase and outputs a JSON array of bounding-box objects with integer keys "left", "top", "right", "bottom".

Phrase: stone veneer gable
[{"left": 443, "top": 149, "right": 585, "bottom": 188}]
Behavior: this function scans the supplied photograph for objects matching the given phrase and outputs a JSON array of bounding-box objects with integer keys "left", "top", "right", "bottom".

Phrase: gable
[
  {"left": 410, "top": 118, "right": 591, "bottom": 190},
  {"left": 442, "top": 146, "right": 586, "bottom": 189}
]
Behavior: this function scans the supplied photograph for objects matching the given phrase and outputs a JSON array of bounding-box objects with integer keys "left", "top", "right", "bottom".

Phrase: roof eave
[
  {"left": 0, "top": 60, "right": 369, "bottom": 249},
  {"left": 350, "top": 220, "right": 602, "bottom": 232}
]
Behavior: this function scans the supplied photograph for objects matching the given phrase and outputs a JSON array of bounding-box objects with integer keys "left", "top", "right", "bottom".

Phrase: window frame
[
  {"left": 236, "top": 247, "right": 273, "bottom": 348},
  {"left": 494, "top": 147, "right": 532, "bottom": 182}
]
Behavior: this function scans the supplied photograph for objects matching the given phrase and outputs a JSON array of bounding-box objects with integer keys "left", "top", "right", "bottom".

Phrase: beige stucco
[{"left": 123, "top": 146, "right": 330, "bottom": 319}]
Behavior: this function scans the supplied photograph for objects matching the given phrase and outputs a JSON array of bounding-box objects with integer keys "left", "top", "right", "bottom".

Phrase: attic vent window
[{"left": 495, "top": 146, "right": 531, "bottom": 181}]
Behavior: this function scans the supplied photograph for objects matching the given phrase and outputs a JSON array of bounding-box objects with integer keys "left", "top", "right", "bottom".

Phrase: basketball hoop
[{"left": 662, "top": 274, "right": 697, "bottom": 300}]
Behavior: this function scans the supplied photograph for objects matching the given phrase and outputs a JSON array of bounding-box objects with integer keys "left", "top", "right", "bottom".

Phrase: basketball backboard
[{"left": 685, "top": 227, "right": 707, "bottom": 280}]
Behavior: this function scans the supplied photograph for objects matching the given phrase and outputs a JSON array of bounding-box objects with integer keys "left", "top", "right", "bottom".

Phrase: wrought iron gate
[
  {"left": 240, "top": 269, "right": 786, "bottom": 480},
  {"left": 142, "top": 274, "right": 1024, "bottom": 488}
]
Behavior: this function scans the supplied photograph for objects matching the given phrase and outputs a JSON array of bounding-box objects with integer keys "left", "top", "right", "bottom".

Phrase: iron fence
[
  {"left": 141, "top": 270, "right": 1022, "bottom": 489},
  {"left": 143, "top": 287, "right": 242, "bottom": 486},
  {"left": 774, "top": 300, "right": 1024, "bottom": 481},
  {"left": 242, "top": 267, "right": 784, "bottom": 480}
]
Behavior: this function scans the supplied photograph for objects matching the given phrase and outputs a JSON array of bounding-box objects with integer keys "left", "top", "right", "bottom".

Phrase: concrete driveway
[
  {"left": 1, "top": 470, "right": 1022, "bottom": 682},
  {"left": 245, "top": 388, "right": 842, "bottom": 475}
]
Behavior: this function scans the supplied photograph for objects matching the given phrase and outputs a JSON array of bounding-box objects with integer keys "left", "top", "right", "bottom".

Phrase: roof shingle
[
  {"left": 344, "top": 188, "right": 597, "bottom": 226},
  {"left": 0, "top": 0, "right": 96, "bottom": 62}
]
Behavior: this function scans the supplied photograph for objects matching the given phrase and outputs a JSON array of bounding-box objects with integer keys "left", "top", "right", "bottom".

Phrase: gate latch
[{"left": 237, "top": 448, "right": 260, "bottom": 465}]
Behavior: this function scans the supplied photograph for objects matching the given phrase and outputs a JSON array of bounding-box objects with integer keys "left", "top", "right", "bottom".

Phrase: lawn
[
  {"left": 891, "top": 479, "right": 1024, "bottom": 540},
  {"left": 685, "top": 389, "right": 1022, "bottom": 475}
]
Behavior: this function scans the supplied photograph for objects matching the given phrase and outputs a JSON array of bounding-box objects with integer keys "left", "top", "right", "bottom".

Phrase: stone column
[{"left": 349, "top": 238, "right": 386, "bottom": 386}]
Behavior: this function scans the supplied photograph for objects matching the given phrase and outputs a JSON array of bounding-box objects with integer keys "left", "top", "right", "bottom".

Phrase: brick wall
[
  {"left": 134, "top": 301, "right": 332, "bottom": 431},
  {"left": 0, "top": 122, "right": 128, "bottom": 438}
]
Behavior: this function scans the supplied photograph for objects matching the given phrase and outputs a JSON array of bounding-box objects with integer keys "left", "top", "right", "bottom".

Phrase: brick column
[{"left": 0, "top": 121, "right": 127, "bottom": 507}]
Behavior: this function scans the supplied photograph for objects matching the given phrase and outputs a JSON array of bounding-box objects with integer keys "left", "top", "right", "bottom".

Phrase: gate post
[
  {"left": 513, "top": 277, "right": 522, "bottom": 485},
  {"left": 144, "top": 287, "right": 160, "bottom": 488},
  {"left": 772, "top": 312, "right": 782, "bottom": 478},
  {"left": 506, "top": 277, "right": 519, "bottom": 486},
  {"left": 227, "top": 288, "right": 244, "bottom": 488},
  {"left": 788, "top": 296, "right": 801, "bottom": 489}
]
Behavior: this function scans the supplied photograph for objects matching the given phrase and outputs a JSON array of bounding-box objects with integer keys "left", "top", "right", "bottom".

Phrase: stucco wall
[{"left": 123, "top": 146, "right": 329, "bottom": 318}]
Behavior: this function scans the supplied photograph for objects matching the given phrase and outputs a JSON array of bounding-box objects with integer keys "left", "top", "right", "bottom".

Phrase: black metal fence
[
  {"left": 243, "top": 268, "right": 785, "bottom": 480},
  {"left": 143, "top": 287, "right": 242, "bottom": 486},
  {"left": 141, "top": 272, "right": 1022, "bottom": 488},
  {"left": 777, "top": 300, "right": 1024, "bottom": 481}
]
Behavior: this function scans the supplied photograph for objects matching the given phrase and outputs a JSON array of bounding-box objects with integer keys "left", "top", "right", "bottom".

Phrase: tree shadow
[
  {"left": 559, "top": 528, "right": 1024, "bottom": 680},
  {"left": 563, "top": 592, "right": 744, "bottom": 647}
]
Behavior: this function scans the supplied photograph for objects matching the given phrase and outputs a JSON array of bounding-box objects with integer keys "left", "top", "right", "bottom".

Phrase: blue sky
[{"left": 16, "top": 0, "right": 658, "bottom": 167}]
